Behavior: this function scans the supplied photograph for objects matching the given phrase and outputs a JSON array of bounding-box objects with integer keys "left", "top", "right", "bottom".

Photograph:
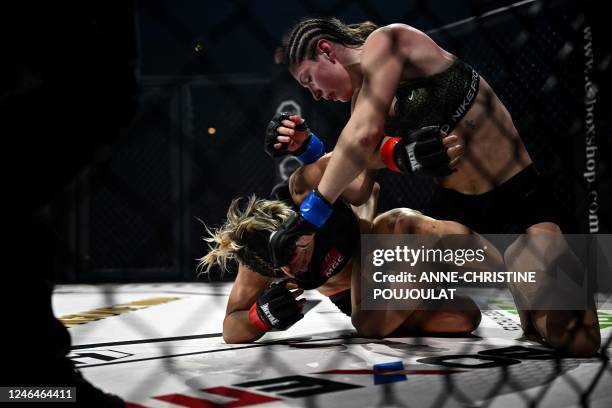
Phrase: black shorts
[
  {"left": 329, "top": 289, "right": 352, "bottom": 317},
  {"left": 426, "top": 164, "right": 560, "bottom": 234}
]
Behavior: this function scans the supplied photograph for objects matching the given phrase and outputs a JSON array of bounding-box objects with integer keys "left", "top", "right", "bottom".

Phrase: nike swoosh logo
[{"left": 408, "top": 90, "right": 415, "bottom": 101}]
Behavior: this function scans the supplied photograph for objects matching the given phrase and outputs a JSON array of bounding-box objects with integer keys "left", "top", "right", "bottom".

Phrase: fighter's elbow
[
  {"left": 355, "top": 126, "right": 384, "bottom": 150},
  {"left": 222, "top": 329, "right": 258, "bottom": 344},
  {"left": 336, "top": 120, "right": 384, "bottom": 168},
  {"left": 222, "top": 331, "right": 241, "bottom": 344}
]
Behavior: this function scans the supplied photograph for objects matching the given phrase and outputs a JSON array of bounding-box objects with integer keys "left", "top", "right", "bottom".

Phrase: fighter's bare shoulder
[
  {"left": 363, "top": 23, "right": 442, "bottom": 68},
  {"left": 364, "top": 24, "right": 428, "bottom": 49}
]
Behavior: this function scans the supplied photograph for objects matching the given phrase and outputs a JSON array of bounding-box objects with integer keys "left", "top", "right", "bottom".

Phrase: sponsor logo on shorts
[{"left": 320, "top": 247, "right": 345, "bottom": 278}]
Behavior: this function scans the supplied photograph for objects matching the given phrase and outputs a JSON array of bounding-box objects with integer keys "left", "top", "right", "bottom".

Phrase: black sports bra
[{"left": 384, "top": 58, "right": 480, "bottom": 136}]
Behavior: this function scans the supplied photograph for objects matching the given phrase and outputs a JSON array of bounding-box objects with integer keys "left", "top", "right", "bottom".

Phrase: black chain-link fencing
[
  {"left": 34, "top": 0, "right": 608, "bottom": 282},
  {"left": 14, "top": 0, "right": 612, "bottom": 406}
]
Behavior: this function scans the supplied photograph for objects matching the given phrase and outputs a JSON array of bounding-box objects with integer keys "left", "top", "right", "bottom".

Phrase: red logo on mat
[
  {"left": 127, "top": 386, "right": 280, "bottom": 407},
  {"left": 320, "top": 247, "right": 344, "bottom": 278}
]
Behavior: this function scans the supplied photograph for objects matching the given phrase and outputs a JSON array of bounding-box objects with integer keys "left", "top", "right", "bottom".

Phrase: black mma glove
[
  {"left": 268, "top": 189, "right": 332, "bottom": 268},
  {"left": 248, "top": 281, "right": 304, "bottom": 331},
  {"left": 381, "top": 126, "right": 453, "bottom": 177},
  {"left": 264, "top": 112, "right": 309, "bottom": 158}
]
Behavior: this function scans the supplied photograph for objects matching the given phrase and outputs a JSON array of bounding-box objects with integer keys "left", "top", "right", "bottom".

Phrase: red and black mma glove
[
  {"left": 264, "top": 112, "right": 325, "bottom": 164},
  {"left": 249, "top": 281, "right": 304, "bottom": 331},
  {"left": 380, "top": 126, "right": 453, "bottom": 177}
]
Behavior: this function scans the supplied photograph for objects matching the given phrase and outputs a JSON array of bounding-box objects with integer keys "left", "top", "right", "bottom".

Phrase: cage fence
[{"left": 41, "top": 0, "right": 612, "bottom": 406}]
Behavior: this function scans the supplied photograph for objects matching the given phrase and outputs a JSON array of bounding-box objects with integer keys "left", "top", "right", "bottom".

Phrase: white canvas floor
[{"left": 52, "top": 283, "right": 612, "bottom": 407}]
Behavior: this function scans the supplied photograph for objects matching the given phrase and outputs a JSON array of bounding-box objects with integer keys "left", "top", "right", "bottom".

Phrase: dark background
[{"left": 5, "top": 0, "right": 610, "bottom": 284}]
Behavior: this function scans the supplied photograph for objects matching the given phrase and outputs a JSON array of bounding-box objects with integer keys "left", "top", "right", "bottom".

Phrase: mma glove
[
  {"left": 264, "top": 112, "right": 324, "bottom": 164},
  {"left": 268, "top": 189, "right": 333, "bottom": 268},
  {"left": 381, "top": 126, "right": 453, "bottom": 177},
  {"left": 249, "top": 280, "right": 304, "bottom": 331}
]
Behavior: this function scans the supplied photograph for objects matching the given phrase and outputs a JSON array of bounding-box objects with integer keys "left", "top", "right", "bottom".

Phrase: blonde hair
[{"left": 198, "top": 196, "right": 295, "bottom": 276}]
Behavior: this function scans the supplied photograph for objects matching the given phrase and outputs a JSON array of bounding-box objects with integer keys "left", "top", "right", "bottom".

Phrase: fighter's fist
[
  {"left": 265, "top": 112, "right": 310, "bottom": 157},
  {"left": 248, "top": 280, "right": 305, "bottom": 331}
]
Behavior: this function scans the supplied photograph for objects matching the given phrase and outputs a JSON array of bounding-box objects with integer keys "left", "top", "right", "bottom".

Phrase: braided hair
[
  {"left": 280, "top": 17, "right": 378, "bottom": 66},
  {"left": 199, "top": 196, "right": 295, "bottom": 278}
]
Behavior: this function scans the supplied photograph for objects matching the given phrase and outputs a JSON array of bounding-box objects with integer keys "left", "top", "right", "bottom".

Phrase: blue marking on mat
[{"left": 373, "top": 361, "right": 407, "bottom": 385}]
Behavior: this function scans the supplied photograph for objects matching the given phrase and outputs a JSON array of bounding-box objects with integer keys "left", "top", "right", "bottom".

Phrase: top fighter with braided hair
[{"left": 264, "top": 17, "right": 600, "bottom": 356}]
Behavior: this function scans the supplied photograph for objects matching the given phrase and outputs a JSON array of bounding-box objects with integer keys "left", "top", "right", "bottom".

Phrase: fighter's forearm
[
  {"left": 317, "top": 122, "right": 384, "bottom": 203},
  {"left": 343, "top": 168, "right": 379, "bottom": 206}
]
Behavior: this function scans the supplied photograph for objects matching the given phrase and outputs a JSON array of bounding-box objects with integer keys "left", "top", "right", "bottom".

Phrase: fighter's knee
[
  {"left": 503, "top": 241, "right": 520, "bottom": 267},
  {"left": 420, "top": 310, "right": 480, "bottom": 334},
  {"left": 351, "top": 313, "right": 393, "bottom": 338},
  {"left": 373, "top": 208, "right": 421, "bottom": 234},
  {"left": 393, "top": 209, "right": 429, "bottom": 234},
  {"left": 526, "top": 222, "right": 562, "bottom": 236},
  {"left": 453, "top": 308, "right": 481, "bottom": 333},
  {"left": 355, "top": 325, "right": 391, "bottom": 339},
  {"left": 434, "top": 297, "right": 481, "bottom": 334},
  {"left": 449, "top": 315, "right": 480, "bottom": 334},
  {"left": 394, "top": 211, "right": 468, "bottom": 235},
  {"left": 462, "top": 307, "right": 482, "bottom": 332},
  {"left": 505, "top": 223, "right": 559, "bottom": 258}
]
